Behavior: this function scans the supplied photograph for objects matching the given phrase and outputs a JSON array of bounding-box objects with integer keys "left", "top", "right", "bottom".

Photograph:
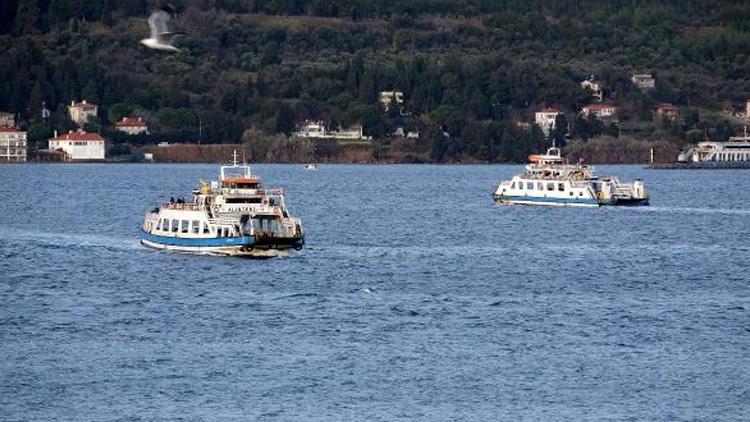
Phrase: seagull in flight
[{"left": 140, "top": 7, "right": 184, "bottom": 52}]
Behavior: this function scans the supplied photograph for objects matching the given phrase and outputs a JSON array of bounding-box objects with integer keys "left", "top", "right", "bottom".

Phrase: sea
[{"left": 0, "top": 163, "right": 748, "bottom": 421}]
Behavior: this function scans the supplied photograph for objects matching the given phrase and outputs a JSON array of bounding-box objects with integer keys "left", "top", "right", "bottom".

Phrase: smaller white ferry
[
  {"left": 493, "top": 146, "right": 649, "bottom": 207},
  {"left": 303, "top": 163, "right": 319, "bottom": 171}
]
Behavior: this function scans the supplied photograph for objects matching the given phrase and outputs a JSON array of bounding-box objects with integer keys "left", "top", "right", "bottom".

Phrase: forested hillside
[{"left": 1, "top": 0, "right": 749, "bottom": 162}]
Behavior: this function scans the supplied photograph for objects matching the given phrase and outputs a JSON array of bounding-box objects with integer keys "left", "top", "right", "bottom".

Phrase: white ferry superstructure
[{"left": 492, "top": 147, "right": 649, "bottom": 207}]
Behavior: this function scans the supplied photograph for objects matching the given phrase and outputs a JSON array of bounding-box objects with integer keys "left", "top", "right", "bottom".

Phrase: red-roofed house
[
  {"left": 0, "top": 111, "right": 15, "bottom": 128},
  {"left": 68, "top": 100, "right": 98, "bottom": 126},
  {"left": 535, "top": 107, "right": 564, "bottom": 136},
  {"left": 0, "top": 127, "right": 27, "bottom": 162},
  {"left": 581, "top": 104, "right": 619, "bottom": 121},
  {"left": 49, "top": 129, "right": 105, "bottom": 160},
  {"left": 115, "top": 116, "right": 149, "bottom": 135}
]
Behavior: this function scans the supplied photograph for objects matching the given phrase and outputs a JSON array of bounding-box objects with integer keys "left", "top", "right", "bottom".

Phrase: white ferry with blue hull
[
  {"left": 141, "top": 153, "right": 304, "bottom": 256},
  {"left": 493, "top": 146, "right": 649, "bottom": 207}
]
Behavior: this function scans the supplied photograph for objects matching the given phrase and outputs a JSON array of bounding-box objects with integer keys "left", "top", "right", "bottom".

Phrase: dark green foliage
[{"left": 1, "top": 0, "right": 748, "bottom": 161}]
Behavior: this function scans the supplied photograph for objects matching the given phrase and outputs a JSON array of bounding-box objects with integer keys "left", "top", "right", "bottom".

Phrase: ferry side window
[
  {"left": 172, "top": 220, "right": 179, "bottom": 232},
  {"left": 511, "top": 181, "right": 515, "bottom": 189},
  {"left": 203, "top": 223, "right": 210, "bottom": 234},
  {"left": 558, "top": 183, "right": 565, "bottom": 191},
  {"left": 537, "top": 182, "right": 543, "bottom": 190},
  {"left": 527, "top": 182, "right": 533, "bottom": 190},
  {"left": 547, "top": 182, "right": 554, "bottom": 191},
  {"left": 181, "top": 220, "right": 189, "bottom": 233},
  {"left": 192, "top": 221, "right": 200, "bottom": 233}
]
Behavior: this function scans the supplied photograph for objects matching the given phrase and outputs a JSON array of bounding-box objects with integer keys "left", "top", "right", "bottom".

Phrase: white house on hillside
[
  {"left": 0, "top": 127, "right": 27, "bottom": 162},
  {"left": 631, "top": 73, "right": 656, "bottom": 90},
  {"left": 535, "top": 107, "right": 563, "bottom": 137},
  {"left": 49, "top": 129, "right": 105, "bottom": 160},
  {"left": 115, "top": 116, "right": 149, "bottom": 135},
  {"left": 68, "top": 100, "right": 98, "bottom": 126},
  {"left": 580, "top": 78, "right": 604, "bottom": 102},
  {"left": 379, "top": 91, "right": 404, "bottom": 111},
  {"left": 581, "top": 104, "right": 618, "bottom": 121}
]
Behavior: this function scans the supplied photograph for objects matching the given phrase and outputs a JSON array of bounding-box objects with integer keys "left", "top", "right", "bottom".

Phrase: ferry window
[
  {"left": 547, "top": 183, "right": 554, "bottom": 191},
  {"left": 537, "top": 182, "right": 543, "bottom": 190},
  {"left": 171, "top": 220, "right": 179, "bottom": 232},
  {"left": 203, "top": 224, "right": 210, "bottom": 234},
  {"left": 527, "top": 182, "right": 533, "bottom": 190},
  {"left": 192, "top": 221, "right": 200, "bottom": 233},
  {"left": 517, "top": 182, "right": 522, "bottom": 190},
  {"left": 558, "top": 183, "right": 565, "bottom": 191},
  {"left": 181, "top": 221, "right": 189, "bottom": 233},
  {"left": 511, "top": 182, "right": 515, "bottom": 189}
]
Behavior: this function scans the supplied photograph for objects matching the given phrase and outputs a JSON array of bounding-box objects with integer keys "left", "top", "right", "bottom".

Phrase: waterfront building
[
  {"left": 48, "top": 129, "right": 105, "bottom": 160},
  {"left": 0, "top": 127, "right": 27, "bottom": 163},
  {"left": 379, "top": 91, "right": 404, "bottom": 110}
]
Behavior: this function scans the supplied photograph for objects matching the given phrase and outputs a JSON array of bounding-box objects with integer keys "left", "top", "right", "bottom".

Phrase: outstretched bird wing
[{"left": 147, "top": 10, "right": 171, "bottom": 42}]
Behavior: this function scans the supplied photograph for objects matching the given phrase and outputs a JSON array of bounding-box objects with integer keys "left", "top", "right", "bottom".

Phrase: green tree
[
  {"left": 107, "top": 103, "right": 133, "bottom": 125},
  {"left": 260, "top": 41, "right": 281, "bottom": 67}
]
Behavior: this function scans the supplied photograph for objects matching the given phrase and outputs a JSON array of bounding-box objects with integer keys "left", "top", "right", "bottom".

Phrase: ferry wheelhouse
[
  {"left": 493, "top": 147, "right": 649, "bottom": 207},
  {"left": 141, "top": 152, "right": 304, "bottom": 256}
]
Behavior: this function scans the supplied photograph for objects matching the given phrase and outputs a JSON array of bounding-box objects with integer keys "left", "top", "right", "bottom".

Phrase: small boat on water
[
  {"left": 141, "top": 152, "right": 304, "bottom": 256},
  {"left": 303, "top": 163, "right": 319, "bottom": 171},
  {"left": 492, "top": 146, "right": 649, "bottom": 207}
]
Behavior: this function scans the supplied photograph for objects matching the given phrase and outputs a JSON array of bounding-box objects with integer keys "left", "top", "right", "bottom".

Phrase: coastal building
[
  {"left": 654, "top": 103, "right": 679, "bottom": 122},
  {"left": 0, "top": 111, "right": 15, "bottom": 128},
  {"left": 581, "top": 104, "right": 618, "bottom": 121},
  {"left": 535, "top": 107, "right": 563, "bottom": 137},
  {"left": 48, "top": 129, "right": 105, "bottom": 161},
  {"left": 379, "top": 91, "right": 404, "bottom": 110},
  {"left": 115, "top": 116, "right": 149, "bottom": 135},
  {"left": 68, "top": 100, "right": 98, "bottom": 126},
  {"left": 631, "top": 73, "right": 656, "bottom": 90},
  {"left": 0, "top": 127, "right": 27, "bottom": 163},
  {"left": 293, "top": 120, "right": 371, "bottom": 141},
  {"left": 580, "top": 78, "right": 604, "bottom": 102},
  {"left": 293, "top": 120, "right": 327, "bottom": 138}
]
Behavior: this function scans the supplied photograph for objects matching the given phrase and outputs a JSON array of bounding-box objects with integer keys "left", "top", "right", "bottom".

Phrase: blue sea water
[{"left": 0, "top": 163, "right": 748, "bottom": 421}]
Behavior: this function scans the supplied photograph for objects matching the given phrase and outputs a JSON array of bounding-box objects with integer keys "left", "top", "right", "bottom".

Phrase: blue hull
[
  {"left": 140, "top": 230, "right": 255, "bottom": 248},
  {"left": 493, "top": 194, "right": 649, "bottom": 207}
]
